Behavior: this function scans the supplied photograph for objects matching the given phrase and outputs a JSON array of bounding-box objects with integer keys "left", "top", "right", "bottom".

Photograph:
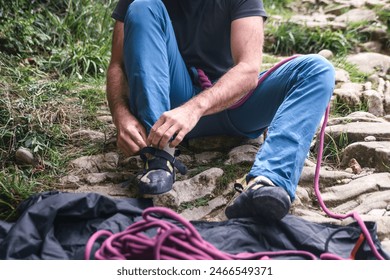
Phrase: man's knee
[
  {"left": 300, "top": 54, "right": 335, "bottom": 97},
  {"left": 303, "top": 54, "right": 335, "bottom": 79}
]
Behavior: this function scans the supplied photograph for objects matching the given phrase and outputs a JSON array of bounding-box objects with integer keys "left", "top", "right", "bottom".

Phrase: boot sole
[
  {"left": 252, "top": 186, "right": 291, "bottom": 221},
  {"left": 225, "top": 186, "right": 291, "bottom": 222}
]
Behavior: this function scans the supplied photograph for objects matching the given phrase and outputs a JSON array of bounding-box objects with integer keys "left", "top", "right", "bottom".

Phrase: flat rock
[
  {"left": 225, "top": 144, "right": 258, "bottom": 165},
  {"left": 333, "top": 189, "right": 390, "bottom": 214},
  {"left": 346, "top": 52, "right": 390, "bottom": 75},
  {"left": 153, "top": 168, "right": 224, "bottom": 208},
  {"left": 341, "top": 141, "right": 390, "bottom": 171},
  {"left": 334, "top": 8, "right": 377, "bottom": 23},
  {"left": 299, "top": 166, "right": 353, "bottom": 187},
  {"left": 69, "top": 152, "right": 120, "bottom": 173},
  {"left": 326, "top": 111, "right": 385, "bottom": 126},
  {"left": 195, "top": 152, "right": 223, "bottom": 165},
  {"left": 321, "top": 173, "right": 390, "bottom": 206},
  {"left": 70, "top": 129, "right": 105, "bottom": 144},
  {"left": 73, "top": 183, "right": 133, "bottom": 197},
  {"left": 325, "top": 122, "right": 390, "bottom": 144}
]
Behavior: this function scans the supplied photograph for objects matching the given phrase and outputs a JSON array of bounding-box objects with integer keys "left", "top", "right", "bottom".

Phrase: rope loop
[{"left": 85, "top": 206, "right": 320, "bottom": 260}]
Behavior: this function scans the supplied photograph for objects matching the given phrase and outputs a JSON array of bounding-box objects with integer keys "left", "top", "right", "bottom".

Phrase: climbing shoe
[
  {"left": 225, "top": 176, "right": 291, "bottom": 222},
  {"left": 137, "top": 147, "right": 187, "bottom": 195}
]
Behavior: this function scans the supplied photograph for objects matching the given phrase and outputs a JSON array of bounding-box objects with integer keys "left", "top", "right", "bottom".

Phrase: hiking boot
[
  {"left": 138, "top": 147, "right": 187, "bottom": 195},
  {"left": 225, "top": 176, "right": 291, "bottom": 222}
]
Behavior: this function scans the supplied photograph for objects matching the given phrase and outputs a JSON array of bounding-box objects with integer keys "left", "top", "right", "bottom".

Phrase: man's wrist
[
  {"left": 111, "top": 106, "right": 132, "bottom": 127},
  {"left": 187, "top": 92, "right": 210, "bottom": 116}
]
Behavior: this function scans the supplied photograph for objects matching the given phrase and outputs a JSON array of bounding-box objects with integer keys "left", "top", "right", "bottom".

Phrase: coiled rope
[
  {"left": 85, "top": 206, "right": 319, "bottom": 260},
  {"left": 85, "top": 57, "right": 386, "bottom": 260}
]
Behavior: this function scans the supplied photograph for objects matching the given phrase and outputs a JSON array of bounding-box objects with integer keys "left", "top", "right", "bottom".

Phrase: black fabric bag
[{"left": 0, "top": 191, "right": 388, "bottom": 260}]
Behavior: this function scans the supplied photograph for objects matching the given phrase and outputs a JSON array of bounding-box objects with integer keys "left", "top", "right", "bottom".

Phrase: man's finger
[
  {"left": 148, "top": 121, "right": 172, "bottom": 147},
  {"left": 169, "top": 130, "right": 185, "bottom": 148},
  {"left": 134, "top": 131, "right": 148, "bottom": 148},
  {"left": 137, "top": 125, "right": 148, "bottom": 143},
  {"left": 117, "top": 138, "right": 139, "bottom": 157},
  {"left": 158, "top": 125, "right": 179, "bottom": 149}
]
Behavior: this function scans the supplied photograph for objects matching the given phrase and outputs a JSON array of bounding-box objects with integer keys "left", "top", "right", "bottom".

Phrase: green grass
[
  {"left": 0, "top": 75, "right": 108, "bottom": 221},
  {"left": 0, "top": 0, "right": 113, "bottom": 220},
  {"left": 322, "top": 132, "right": 350, "bottom": 167},
  {"left": 331, "top": 97, "right": 369, "bottom": 118},
  {"left": 375, "top": 5, "right": 390, "bottom": 30},
  {"left": 262, "top": 54, "right": 282, "bottom": 64},
  {"left": 331, "top": 56, "right": 371, "bottom": 83},
  {"left": 215, "top": 163, "right": 252, "bottom": 194},
  {"left": 178, "top": 195, "right": 212, "bottom": 212},
  {"left": 264, "top": 20, "right": 369, "bottom": 56},
  {"left": 0, "top": 0, "right": 114, "bottom": 78},
  {"left": 0, "top": 169, "right": 43, "bottom": 220}
]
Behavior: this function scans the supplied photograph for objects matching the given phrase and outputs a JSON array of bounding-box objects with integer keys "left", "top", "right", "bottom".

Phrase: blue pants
[{"left": 123, "top": 0, "right": 335, "bottom": 200}]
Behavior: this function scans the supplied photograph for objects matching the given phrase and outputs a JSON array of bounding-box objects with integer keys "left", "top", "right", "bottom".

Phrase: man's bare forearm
[
  {"left": 106, "top": 63, "right": 133, "bottom": 124},
  {"left": 106, "top": 62, "right": 148, "bottom": 155},
  {"left": 184, "top": 61, "right": 260, "bottom": 116},
  {"left": 178, "top": 16, "right": 264, "bottom": 118}
]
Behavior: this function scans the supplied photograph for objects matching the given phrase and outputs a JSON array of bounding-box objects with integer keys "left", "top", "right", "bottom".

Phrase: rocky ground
[{"left": 14, "top": 0, "right": 390, "bottom": 254}]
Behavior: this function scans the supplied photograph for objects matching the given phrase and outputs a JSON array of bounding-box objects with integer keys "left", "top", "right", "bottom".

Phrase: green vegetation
[
  {"left": 264, "top": 20, "right": 370, "bottom": 56},
  {"left": 374, "top": 6, "right": 390, "bottom": 51},
  {"left": 215, "top": 163, "right": 252, "bottom": 194},
  {"left": 0, "top": 169, "right": 42, "bottom": 220},
  {"left": 0, "top": 0, "right": 115, "bottom": 220},
  {"left": 0, "top": 0, "right": 114, "bottom": 77},
  {"left": 375, "top": 6, "right": 390, "bottom": 30},
  {"left": 331, "top": 96, "right": 369, "bottom": 118},
  {"left": 322, "top": 132, "right": 350, "bottom": 168},
  {"left": 331, "top": 56, "right": 371, "bottom": 83},
  {"left": 178, "top": 195, "right": 212, "bottom": 212}
]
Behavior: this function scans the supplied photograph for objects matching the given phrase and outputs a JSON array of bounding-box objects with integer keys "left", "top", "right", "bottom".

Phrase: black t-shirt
[{"left": 112, "top": 0, "right": 267, "bottom": 80}]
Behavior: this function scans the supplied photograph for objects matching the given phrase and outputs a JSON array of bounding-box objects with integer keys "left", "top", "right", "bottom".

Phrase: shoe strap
[
  {"left": 234, "top": 183, "right": 244, "bottom": 193},
  {"left": 139, "top": 147, "right": 187, "bottom": 175},
  {"left": 234, "top": 179, "right": 272, "bottom": 194}
]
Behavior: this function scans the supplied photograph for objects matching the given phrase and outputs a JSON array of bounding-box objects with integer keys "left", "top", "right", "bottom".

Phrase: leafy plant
[
  {"left": 264, "top": 20, "right": 369, "bottom": 56},
  {"left": 0, "top": 0, "right": 115, "bottom": 78},
  {"left": 322, "top": 132, "right": 349, "bottom": 167}
]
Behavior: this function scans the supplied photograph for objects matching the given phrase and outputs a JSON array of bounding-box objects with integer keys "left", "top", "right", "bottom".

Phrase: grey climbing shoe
[
  {"left": 138, "top": 147, "right": 187, "bottom": 195},
  {"left": 225, "top": 177, "right": 291, "bottom": 222}
]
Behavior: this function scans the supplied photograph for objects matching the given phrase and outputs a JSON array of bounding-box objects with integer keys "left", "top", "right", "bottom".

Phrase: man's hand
[
  {"left": 115, "top": 114, "right": 148, "bottom": 157},
  {"left": 147, "top": 105, "right": 202, "bottom": 149}
]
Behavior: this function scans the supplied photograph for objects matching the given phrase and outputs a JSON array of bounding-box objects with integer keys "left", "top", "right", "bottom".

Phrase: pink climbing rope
[
  {"left": 85, "top": 57, "right": 386, "bottom": 260},
  {"left": 85, "top": 206, "right": 317, "bottom": 260},
  {"left": 314, "top": 105, "right": 385, "bottom": 260},
  {"left": 196, "top": 69, "right": 213, "bottom": 89}
]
